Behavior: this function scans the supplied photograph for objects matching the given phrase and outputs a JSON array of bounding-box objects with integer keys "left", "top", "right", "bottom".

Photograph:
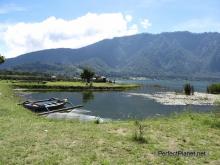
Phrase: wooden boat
[{"left": 22, "top": 98, "right": 68, "bottom": 112}]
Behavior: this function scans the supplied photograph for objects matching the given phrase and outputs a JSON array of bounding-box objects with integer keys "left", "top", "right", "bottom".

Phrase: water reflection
[{"left": 82, "top": 91, "right": 94, "bottom": 103}]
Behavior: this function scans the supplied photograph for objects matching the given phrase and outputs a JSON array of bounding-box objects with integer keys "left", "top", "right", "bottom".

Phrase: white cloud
[
  {"left": 125, "top": 15, "right": 132, "bottom": 22},
  {"left": 141, "top": 19, "right": 152, "bottom": 29},
  {"left": 173, "top": 18, "right": 220, "bottom": 33},
  {"left": 0, "top": 3, "right": 25, "bottom": 14},
  {"left": 2, "top": 13, "right": 138, "bottom": 58},
  {"left": 0, "top": 23, "right": 10, "bottom": 34}
]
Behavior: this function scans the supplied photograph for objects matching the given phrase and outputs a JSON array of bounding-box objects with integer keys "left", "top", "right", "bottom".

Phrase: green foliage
[
  {"left": 183, "top": 83, "right": 194, "bottom": 95},
  {"left": 207, "top": 83, "right": 220, "bottom": 94},
  {"left": 3, "top": 32, "right": 220, "bottom": 77},
  {"left": 132, "top": 121, "right": 147, "bottom": 143},
  {"left": 202, "top": 111, "right": 220, "bottom": 129},
  {"left": 0, "top": 55, "right": 5, "bottom": 64},
  {"left": 1, "top": 82, "right": 220, "bottom": 164},
  {"left": 10, "top": 80, "right": 139, "bottom": 91},
  {"left": 80, "top": 68, "right": 95, "bottom": 83}
]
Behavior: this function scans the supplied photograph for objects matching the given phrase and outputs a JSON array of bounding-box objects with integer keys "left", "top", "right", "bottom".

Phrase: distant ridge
[{"left": 1, "top": 31, "right": 220, "bottom": 78}]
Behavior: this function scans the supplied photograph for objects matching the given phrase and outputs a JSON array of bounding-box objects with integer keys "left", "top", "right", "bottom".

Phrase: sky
[{"left": 0, "top": 0, "right": 220, "bottom": 58}]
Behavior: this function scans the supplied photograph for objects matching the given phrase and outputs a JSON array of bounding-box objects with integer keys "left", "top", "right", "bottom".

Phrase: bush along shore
[
  {"left": 0, "top": 81, "right": 220, "bottom": 164},
  {"left": 207, "top": 83, "right": 220, "bottom": 94},
  {"left": 10, "top": 80, "right": 140, "bottom": 91}
]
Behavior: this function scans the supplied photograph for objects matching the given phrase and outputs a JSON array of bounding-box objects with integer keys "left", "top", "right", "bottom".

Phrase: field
[
  {"left": 0, "top": 81, "right": 220, "bottom": 164},
  {"left": 10, "top": 80, "right": 140, "bottom": 91}
]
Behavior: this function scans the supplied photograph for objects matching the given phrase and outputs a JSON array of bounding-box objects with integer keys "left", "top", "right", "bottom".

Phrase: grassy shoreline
[
  {"left": 10, "top": 80, "right": 140, "bottom": 91},
  {"left": 0, "top": 82, "right": 220, "bottom": 164}
]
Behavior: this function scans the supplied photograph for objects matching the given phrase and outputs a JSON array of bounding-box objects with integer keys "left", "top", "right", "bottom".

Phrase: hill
[{"left": 1, "top": 31, "right": 220, "bottom": 78}]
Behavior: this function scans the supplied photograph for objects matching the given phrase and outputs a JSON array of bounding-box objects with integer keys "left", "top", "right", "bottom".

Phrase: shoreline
[
  {"left": 11, "top": 81, "right": 140, "bottom": 91},
  {"left": 13, "top": 86, "right": 139, "bottom": 92},
  {"left": 0, "top": 82, "right": 220, "bottom": 164},
  {"left": 127, "top": 92, "right": 220, "bottom": 106}
]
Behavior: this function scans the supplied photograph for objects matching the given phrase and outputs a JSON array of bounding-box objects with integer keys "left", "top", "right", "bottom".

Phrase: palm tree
[
  {"left": 80, "top": 68, "right": 95, "bottom": 83},
  {"left": 0, "top": 54, "right": 5, "bottom": 64}
]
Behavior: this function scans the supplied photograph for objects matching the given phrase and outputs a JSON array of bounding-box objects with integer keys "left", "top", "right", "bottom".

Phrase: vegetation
[
  {"left": 0, "top": 70, "right": 45, "bottom": 76},
  {"left": 3, "top": 32, "right": 220, "bottom": 77},
  {"left": 80, "top": 68, "right": 95, "bottom": 83},
  {"left": 0, "top": 70, "right": 80, "bottom": 81},
  {"left": 132, "top": 121, "right": 147, "bottom": 143},
  {"left": 207, "top": 83, "right": 220, "bottom": 94},
  {"left": 0, "top": 81, "right": 219, "bottom": 164},
  {"left": 184, "top": 83, "right": 194, "bottom": 95},
  {"left": 10, "top": 80, "right": 140, "bottom": 91},
  {"left": 0, "top": 54, "right": 5, "bottom": 64}
]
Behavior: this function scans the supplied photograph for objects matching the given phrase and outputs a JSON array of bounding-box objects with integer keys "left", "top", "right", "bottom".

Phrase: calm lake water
[{"left": 25, "top": 78, "right": 219, "bottom": 120}]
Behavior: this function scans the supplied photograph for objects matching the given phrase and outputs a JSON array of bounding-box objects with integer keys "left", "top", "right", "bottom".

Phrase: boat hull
[{"left": 23, "top": 98, "right": 67, "bottom": 112}]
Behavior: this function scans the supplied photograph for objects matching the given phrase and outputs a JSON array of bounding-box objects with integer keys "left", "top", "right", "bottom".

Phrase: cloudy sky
[{"left": 0, "top": 0, "right": 220, "bottom": 58}]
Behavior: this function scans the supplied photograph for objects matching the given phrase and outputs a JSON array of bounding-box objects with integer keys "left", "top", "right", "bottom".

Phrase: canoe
[{"left": 22, "top": 98, "right": 68, "bottom": 112}]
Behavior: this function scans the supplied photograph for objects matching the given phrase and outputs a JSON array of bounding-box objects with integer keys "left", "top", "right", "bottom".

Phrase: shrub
[
  {"left": 132, "top": 121, "right": 147, "bottom": 143},
  {"left": 207, "top": 83, "right": 220, "bottom": 94},
  {"left": 184, "top": 83, "right": 194, "bottom": 95},
  {"left": 94, "top": 117, "right": 103, "bottom": 124},
  {"left": 0, "top": 55, "right": 5, "bottom": 64}
]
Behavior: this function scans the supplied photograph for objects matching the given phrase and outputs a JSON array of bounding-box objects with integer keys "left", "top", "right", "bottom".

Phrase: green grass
[
  {"left": 0, "top": 81, "right": 220, "bottom": 164},
  {"left": 10, "top": 80, "right": 140, "bottom": 91}
]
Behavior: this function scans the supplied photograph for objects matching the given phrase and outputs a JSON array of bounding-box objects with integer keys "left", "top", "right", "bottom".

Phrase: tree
[
  {"left": 80, "top": 68, "right": 95, "bottom": 83},
  {"left": 184, "top": 83, "right": 194, "bottom": 95},
  {"left": 0, "top": 54, "right": 5, "bottom": 64}
]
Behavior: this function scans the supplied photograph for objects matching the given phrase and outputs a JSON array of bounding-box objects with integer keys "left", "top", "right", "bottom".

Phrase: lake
[{"left": 25, "top": 78, "right": 219, "bottom": 120}]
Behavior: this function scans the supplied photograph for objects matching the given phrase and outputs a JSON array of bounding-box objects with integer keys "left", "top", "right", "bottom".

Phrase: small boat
[{"left": 22, "top": 98, "right": 68, "bottom": 112}]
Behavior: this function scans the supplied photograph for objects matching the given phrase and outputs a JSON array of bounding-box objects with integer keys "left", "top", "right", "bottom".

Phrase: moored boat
[{"left": 22, "top": 98, "right": 68, "bottom": 112}]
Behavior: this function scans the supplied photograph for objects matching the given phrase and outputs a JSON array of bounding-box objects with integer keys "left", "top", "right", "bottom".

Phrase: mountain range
[{"left": 1, "top": 31, "right": 220, "bottom": 78}]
